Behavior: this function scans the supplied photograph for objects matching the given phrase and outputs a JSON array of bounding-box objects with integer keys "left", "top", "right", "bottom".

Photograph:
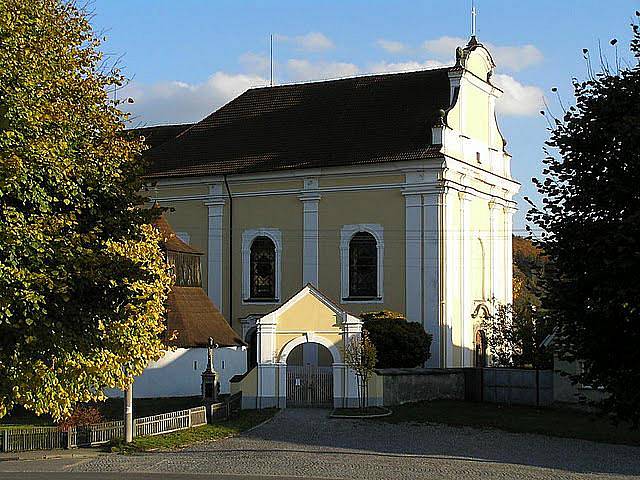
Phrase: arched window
[
  {"left": 250, "top": 236, "right": 276, "bottom": 299},
  {"left": 348, "top": 232, "right": 378, "bottom": 298}
]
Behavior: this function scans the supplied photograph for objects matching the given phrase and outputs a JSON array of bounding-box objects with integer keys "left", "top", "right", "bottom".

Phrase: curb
[
  {"left": 0, "top": 450, "right": 101, "bottom": 462},
  {"left": 329, "top": 407, "right": 392, "bottom": 419}
]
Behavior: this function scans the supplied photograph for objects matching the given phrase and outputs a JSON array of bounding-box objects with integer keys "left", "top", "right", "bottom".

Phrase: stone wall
[
  {"left": 482, "top": 368, "right": 553, "bottom": 406},
  {"left": 374, "top": 368, "right": 554, "bottom": 407},
  {"left": 376, "top": 368, "right": 465, "bottom": 406}
]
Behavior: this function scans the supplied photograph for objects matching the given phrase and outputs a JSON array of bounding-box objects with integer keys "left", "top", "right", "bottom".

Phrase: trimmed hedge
[{"left": 361, "top": 311, "right": 432, "bottom": 368}]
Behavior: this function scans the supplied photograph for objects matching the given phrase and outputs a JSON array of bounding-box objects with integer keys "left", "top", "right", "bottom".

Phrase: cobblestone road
[{"left": 72, "top": 408, "right": 640, "bottom": 479}]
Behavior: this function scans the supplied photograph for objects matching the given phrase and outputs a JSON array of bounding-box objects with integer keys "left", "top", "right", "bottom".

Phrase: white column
[
  {"left": 443, "top": 189, "right": 455, "bottom": 368},
  {"left": 489, "top": 201, "right": 501, "bottom": 303},
  {"left": 423, "top": 191, "right": 442, "bottom": 367},
  {"left": 256, "top": 319, "right": 278, "bottom": 408},
  {"left": 341, "top": 314, "right": 363, "bottom": 407},
  {"left": 504, "top": 207, "right": 514, "bottom": 306},
  {"left": 277, "top": 363, "right": 287, "bottom": 408},
  {"left": 205, "top": 183, "right": 226, "bottom": 312},
  {"left": 300, "top": 178, "right": 321, "bottom": 287},
  {"left": 460, "top": 193, "right": 472, "bottom": 366},
  {"left": 404, "top": 193, "right": 423, "bottom": 324}
]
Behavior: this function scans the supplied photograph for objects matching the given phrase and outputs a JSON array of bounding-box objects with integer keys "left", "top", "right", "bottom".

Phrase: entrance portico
[{"left": 233, "top": 285, "right": 364, "bottom": 408}]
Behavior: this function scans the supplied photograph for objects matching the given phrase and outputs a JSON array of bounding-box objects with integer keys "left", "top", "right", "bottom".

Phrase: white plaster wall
[{"left": 107, "top": 347, "right": 247, "bottom": 398}]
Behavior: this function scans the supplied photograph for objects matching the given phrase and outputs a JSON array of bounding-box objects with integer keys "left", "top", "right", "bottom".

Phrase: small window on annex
[
  {"left": 250, "top": 236, "right": 276, "bottom": 300},
  {"left": 348, "top": 232, "right": 378, "bottom": 298}
]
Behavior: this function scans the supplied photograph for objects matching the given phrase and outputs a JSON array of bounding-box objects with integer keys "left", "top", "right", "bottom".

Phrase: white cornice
[{"left": 150, "top": 157, "right": 446, "bottom": 187}]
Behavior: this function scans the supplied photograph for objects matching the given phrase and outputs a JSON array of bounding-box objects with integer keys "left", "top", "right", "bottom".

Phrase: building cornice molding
[{"left": 150, "top": 157, "right": 447, "bottom": 187}]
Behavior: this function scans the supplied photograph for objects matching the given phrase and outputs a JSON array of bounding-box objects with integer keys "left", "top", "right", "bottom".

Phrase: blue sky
[{"left": 91, "top": 0, "right": 639, "bottom": 232}]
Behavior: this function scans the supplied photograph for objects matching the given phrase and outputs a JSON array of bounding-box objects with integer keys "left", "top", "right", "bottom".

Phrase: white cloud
[
  {"left": 286, "top": 59, "right": 359, "bottom": 81},
  {"left": 368, "top": 59, "right": 450, "bottom": 74},
  {"left": 491, "top": 44, "right": 543, "bottom": 72},
  {"left": 422, "top": 36, "right": 543, "bottom": 72},
  {"left": 121, "top": 72, "right": 267, "bottom": 125},
  {"left": 422, "top": 36, "right": 463, "bottom": 58},
  {"left": 376, "top": 39, "right": 406, "bottom": 54},
  {"left": 297, "top": 32, "right": 334, "bottom": 51},
  {"left": 493, "top": 73, "right": 544, "bottom": 116},
  {"left": 277, "top": 32, "right": 334, "bottom": 52},
  {"left": 239, "top": 52, "right": 269, "bottom": 75}
]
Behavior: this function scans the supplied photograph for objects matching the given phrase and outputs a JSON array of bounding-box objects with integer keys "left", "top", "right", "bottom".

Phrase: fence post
[
  {"left": 187, "top": 409, "right": 192, "bottom": 429},
  {"left": 3, "top": 430, "right": 8, "bottom": 452}
]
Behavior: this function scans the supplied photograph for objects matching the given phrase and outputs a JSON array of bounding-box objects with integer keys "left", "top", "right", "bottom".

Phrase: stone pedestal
[{"left": 201, "top": 337, "right": 220, "bottom": 403}]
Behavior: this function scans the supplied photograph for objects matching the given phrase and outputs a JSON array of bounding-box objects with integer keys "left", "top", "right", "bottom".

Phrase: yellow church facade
[{"left": 141, "top": 37, "right": 519, "bottom": 378}]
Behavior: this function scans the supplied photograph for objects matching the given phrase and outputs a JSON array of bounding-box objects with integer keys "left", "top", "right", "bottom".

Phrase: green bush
[{"left": 361, "top": 311, "right": 432, "bottom": 368}]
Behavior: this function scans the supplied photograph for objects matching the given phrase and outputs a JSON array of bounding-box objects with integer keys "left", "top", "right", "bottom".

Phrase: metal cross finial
[{"left": 471, "top": 0, "right": 477, "bottom": 38}]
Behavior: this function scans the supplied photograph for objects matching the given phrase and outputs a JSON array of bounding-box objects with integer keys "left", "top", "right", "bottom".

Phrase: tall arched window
[
  {"left": 250, "top": 236, "right": 276, "bottom": 299},
  {"left": 348, "top": 232, "right": 378, "bottom": 298}
]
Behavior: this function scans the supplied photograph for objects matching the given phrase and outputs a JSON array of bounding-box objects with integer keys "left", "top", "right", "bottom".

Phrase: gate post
[{"left": 277, "top": 363, "right": 287, "bottom": 408}]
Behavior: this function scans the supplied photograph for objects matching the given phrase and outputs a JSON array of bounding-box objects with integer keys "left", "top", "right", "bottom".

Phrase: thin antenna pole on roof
[
  {"left": 270, "top": 34, "right": 274, "bottom": 86},
  {"left": 471, "top": 0, "right": 477, "bottom": 38}
]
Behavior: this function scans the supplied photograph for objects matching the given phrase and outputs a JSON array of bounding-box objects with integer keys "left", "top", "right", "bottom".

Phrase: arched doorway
[
  {"left": 246, "top": 328, "right": 258, "bottom": 370},
  {"left": 285, "top": 342, "right": 334, "bottom": 407},
  {"left": 475, "top": 329, "right": 487, "bottom": 367}
]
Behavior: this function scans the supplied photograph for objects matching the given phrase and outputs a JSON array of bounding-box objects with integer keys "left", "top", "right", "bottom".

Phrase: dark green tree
[
  {"left": 0, "top": 0, "right": 172, "bottom": 419},
  {"left": 361, "top": 311, "right": 432, "bottom": 368},
  {"left": 528, "top": 13, "right": 640, "bottom": 424}
]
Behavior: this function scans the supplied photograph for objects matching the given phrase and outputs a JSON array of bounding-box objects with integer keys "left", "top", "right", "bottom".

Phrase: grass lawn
[
  {"left": 0, "top": 405, "right": 56, "bottom": 428},
  {"left": 110, "top": 409, "right": 278, "bottom": 453},
  {"left": 97, "top": 396, "right": 205, "bottom": 420},
  {"left": 379, "top": 400, "right": 640, "bottom": 446}
]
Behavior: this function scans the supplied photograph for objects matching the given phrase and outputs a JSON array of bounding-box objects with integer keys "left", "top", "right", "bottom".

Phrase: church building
[{"left": 140, "top": 37, "right": 519, "bottom": 371}]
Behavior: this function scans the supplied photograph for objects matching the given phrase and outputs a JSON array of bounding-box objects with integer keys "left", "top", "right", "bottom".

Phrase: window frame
[
  {"left": 242, "top": 228, "right": 282, "bottom": 304},
  {"left": 340, "top": 224, "right": 384, "bottom": 303}
]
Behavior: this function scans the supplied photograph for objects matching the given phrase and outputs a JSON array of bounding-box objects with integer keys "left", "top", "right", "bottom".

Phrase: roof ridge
[{"left": 248, "top": 65, "right": 454, "bottom": 92}]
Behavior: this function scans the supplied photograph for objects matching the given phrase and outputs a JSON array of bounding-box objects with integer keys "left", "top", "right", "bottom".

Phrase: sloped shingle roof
[
  {"left": 134, "top": 124, "right": 193, "bottom": 150},
  {"left": 154, "top": 214, "right": 202, "bottom": 255},
  {"left": 166, "top": 287, "right": 245, "bottom": 348},
  {"left": 144, "top": 68, "right": 452, "bottom": 178}
]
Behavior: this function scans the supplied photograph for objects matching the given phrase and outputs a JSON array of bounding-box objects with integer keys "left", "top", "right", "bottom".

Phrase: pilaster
[
  {"left": 489, "top": 200, "right": 501, "bottom": 303},
  {"left": 299, "top": 178, "right": 321, "bottom": 287},
  {"left": 205, "top": 183, "right": 226, "bottom": 312},
  {"left": 422, "top": 190, "right": 443, "bottom": 367},
  {"left": 460, "top": 192, "right": 472, "bottom": 366},
  {"left": 504, "top": 206, "right": 515, "bottom": 306},
  {"left": 404, "top": 192, "right": 423, "bottom": 325}
]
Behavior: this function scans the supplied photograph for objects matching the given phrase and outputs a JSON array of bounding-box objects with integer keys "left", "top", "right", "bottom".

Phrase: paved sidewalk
[{"left": 64, "top": 408, "right": 640, "bottom": 479}]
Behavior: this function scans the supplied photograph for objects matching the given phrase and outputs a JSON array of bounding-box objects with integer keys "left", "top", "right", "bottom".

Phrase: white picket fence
[
  {"left": 0, "top": 406, "right": 208, "bottom": 453},
  {"left": 1, "top": 427, "right": 69, "bottom": 452},
  {"left": 135, "top": 406, "right": 206, "bottom": 437}
]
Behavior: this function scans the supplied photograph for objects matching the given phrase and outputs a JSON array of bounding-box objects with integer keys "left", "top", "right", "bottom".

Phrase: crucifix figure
[{"left": 202, "top": 336, "right": 220, "bottom": 402}]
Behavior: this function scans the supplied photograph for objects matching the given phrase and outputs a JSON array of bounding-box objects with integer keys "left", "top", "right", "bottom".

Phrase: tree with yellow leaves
[{"left": 0, "top": 0, "right": 172, "bottom": 420}]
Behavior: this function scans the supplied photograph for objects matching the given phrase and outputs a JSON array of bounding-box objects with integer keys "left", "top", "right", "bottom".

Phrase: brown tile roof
[
  {"left": 166, "top": 286, "right": 245, "bottom": 348},
  {"left": 154, "top": 214, "right": 202, "bottom": 255},
  {"left": 131, "top": 124, "right": 193, "bottom": 150},
  {"left": 144, "top": 68, "right": 451, "bottom": 178}
]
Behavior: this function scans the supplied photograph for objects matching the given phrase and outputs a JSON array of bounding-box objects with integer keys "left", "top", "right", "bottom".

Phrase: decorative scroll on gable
[{"left": 434, "top": 37, "right": 511, "bottom": 178}]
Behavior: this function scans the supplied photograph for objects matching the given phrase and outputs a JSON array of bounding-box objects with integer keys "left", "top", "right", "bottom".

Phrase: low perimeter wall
[
  {"left": 375, "top": 368, "right": 465, "bottom": 406},
  {"left": 374, "top": 368, "right": 553, "bottom": 407},
  {"left": 482, "top": 368, "right": 553, "bottom": 406}
]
